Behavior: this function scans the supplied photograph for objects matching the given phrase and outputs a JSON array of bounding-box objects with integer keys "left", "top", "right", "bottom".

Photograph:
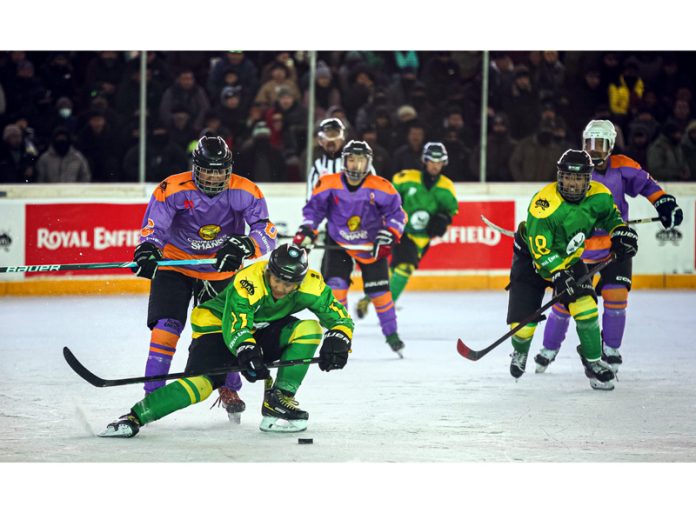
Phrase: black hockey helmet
[
  {"left": 422, "top": 141, "right": 449, "bottom": 165},
  {"left": 341, "top": 139, "right": 373, "bottom": 182},
  {"left": 191, "top": 136, "right": 233, "bottom": 196},
  {"left": 267, "top": 244, "right": 308, "bottom": 283},
  {"left": 556, "top": 149, "right": 594, "bottom": 203}
]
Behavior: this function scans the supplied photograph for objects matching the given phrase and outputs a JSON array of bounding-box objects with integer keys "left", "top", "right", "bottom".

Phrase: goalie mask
[
  {"left": 582, "top": 119, "right": 616, "bottom": 167},
  {"left": 192, "top": 136, "right": 233, "bottom": 196},
  {"left": 556, "top": 149, "right": 594, "bottom": 203},
  {"left": 341, "top": 140, "right": 373, "bottom": 182}
]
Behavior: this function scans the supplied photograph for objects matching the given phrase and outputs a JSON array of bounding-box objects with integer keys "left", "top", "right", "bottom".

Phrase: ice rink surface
[{"left": 1, "top": 289, "right": 695, "bottom": 463}]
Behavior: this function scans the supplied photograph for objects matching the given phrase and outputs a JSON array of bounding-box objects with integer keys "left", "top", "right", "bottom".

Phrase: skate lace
[
  {"left": 275, "top": 390, "right": 300, "bottom": 410},
  {"left": 210, "top": 387, "right": 239, "bottom": 410}
]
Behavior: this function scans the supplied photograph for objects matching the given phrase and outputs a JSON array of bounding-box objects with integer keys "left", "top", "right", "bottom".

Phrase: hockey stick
[
  {"left": 63, "top": 346, "right": 321, "bottom": 388},
  {"left": 456, "top": 255, "right": 617, "bottom": 361},
  {"left": 480, "top": 214, "right": 661, "bottom": 240},
  {"left": 0, "top": 258, "right": 216, "bottom": 274}
]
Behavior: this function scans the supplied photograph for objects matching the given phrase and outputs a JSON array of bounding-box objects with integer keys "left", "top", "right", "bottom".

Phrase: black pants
[
  {"left": 321, "top": 236, "right": 390, "bottom": 294},
  {"left": 592, "top": 257, "right": 633, "bottom": 293},
  {"left": 184, "top": 316, "right": 298, "bottom": 389},
  {"left": 390, "top": 234, "right": 428, "bottom": 269},
  {"left": 146, "top": 270, "right": 232, "bottom": 328}
]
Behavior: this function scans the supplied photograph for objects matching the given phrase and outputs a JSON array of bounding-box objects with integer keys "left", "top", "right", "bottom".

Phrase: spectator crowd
[{"left": 1, "top": 50, "right": 695, "bottom": 184}]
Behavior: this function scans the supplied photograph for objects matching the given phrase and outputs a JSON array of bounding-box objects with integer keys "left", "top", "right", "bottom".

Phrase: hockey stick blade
[
  {"left": 480, "top": 214, "right": 515, "bottom": 238},
  {"left": 63, "top": 346, "right": 320, "bottom": 388}
]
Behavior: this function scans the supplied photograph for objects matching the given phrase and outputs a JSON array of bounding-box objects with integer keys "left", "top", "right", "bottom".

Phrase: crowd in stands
[{"left": 1, "top": 50, "right": 695, "bottom": 184}]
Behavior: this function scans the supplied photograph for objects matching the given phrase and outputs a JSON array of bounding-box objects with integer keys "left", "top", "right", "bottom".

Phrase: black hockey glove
[
  {"left": 426, "top": 213, "right": 451, "bottom": 238},
  {"left": 551, "top": 268, "right": 578, "bottom": 300},
  {"left": 654, "top": 194, "right": 683, "bottom": 229},
  {"left": 215, "top": 235, "right": 255, "bottom": 272},
  {"left": 319, "top": 329, "right": 352, "bottom": 372},
  {"left": 372, "top": 228, "right": 397, "bottom": 260},
  {"left": 235, "top": 342, "right": 270, "bottom": 382},
  {"left": 131, "top": 242, "right": 162, "bottom": 279},
  {"left": 292, "top": 225, "right": 318, "bottom": 248},
  {"left": 610, "top": 225, "right": 638, "bottom": 261}
]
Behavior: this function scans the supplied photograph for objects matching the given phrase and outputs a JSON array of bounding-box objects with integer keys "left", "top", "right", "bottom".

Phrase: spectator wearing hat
[
  {"left": 254, "top": 62, "right": 301, "bottom": 108},
  {"left": 208, "top": 52, "right": 260, "bottom": 104},
  {"left": 355, "top": 88, "right": 392, "bottom": 135},
  {"left": 501, "top": 65, "right": 542, "bottom": 140},
  {"left": 535, "top": 51, "right": 565, "bottom": 104},
  {"left": 236, "top": 121, "right": 287, "bottom": 182},
  {"left": 470, "top": 113, "right": 517, "bottom": 181},
  {"left": 391, "top": 122, "right": 426, "bottom": 180},
  {"left": 304, "top": 61, "right": 341, "bottom": 122},
  {"left": 40, "top": 53, "right": 76, "bottom": 103},
  {"left": 270, "top": 87, "right": 306, "bottom": 154},
  {"left": 647, "top": 120, "right": 690, "bottom": 181},
  {"left": 681, "top": 120, "right": 696, "bottom": 178},
  {"left": 421, "top": 51, "right": 461, "bottom": 106},
  {"left": 0, "top": 123, "right": 38, "bottom": 183},
  {"left": 386, "top": 66, "right": 420, "bottom": 109},
  {"left": 509, "top": 118, "right": 564, "bottom": 181},
  {"left": 488, "top": 52, "right": 515, "bottom": 111},
  {"left": 624, "top": 121, "right": 652, "bottom": 165},
  {"left": 36, "top": 126, "right": 90, "bottom": 183},
  {"left": 215, "top": 85, "right": 247, "bottom": 146},
  {"left": 166, "top": 105, "right": 198, "bottom": 152},
  {"left": 122, "top": 125, "right": 188, "bottom": 183},
  {"left": 159, "top": 69, "right": 211, "bottom": 132},
  {"left": 261, "top": 52, "right": 298, "bottom": 84},
  {"left": 4, "top": 59, "right": 47, "bottom": 124},
  {"left": 374, "top": 106, "right": 399, "bottom": 153},
  {"left": 76, "top": 110, "right": 123, "bottom": 182},
  {"left": 608, "top": 61, "right": 644, "bottom": 124},
  {"left": 52, "top": 97, "right": 79, "bottom": 135}
]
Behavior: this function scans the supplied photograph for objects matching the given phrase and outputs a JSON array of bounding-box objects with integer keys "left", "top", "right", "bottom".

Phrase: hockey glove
[
  {"left": 426, "top": 213, "right": 451, "bottom": 238},
  {"left": 235, "top": 342, "right": 270, "bottom": 382},
  {"left": 372, "top": 228, "right": 397, "bottom": 260},
  {"left": 319, "top": 329, "right": 352, "bottom": 372},
  {"left": 610, "top": 225, "right": 638, "bottom": 260},
  {"left": 292, "top": 225, "right": 318, "bottom": 248},
  {"left": 654, "top": 194, "right": 683, "bottom": 229},
  {"left": 215, "top": 235, "right": 256, "bottom": 272},
  {"left": 551, "top": 268, "right": 578, "bottom": 300},
  {"left": 131, "top": 242, "right": 162, "bottom": 279}
]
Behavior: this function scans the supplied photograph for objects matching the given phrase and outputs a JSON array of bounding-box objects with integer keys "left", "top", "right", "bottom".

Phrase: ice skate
[
  {"left": 602, "top": 346, "right": 623, "bottom": 374},
  {"left": 510, "top": 350, "right": 528, "bottom": 379},
  {"left": 260, "top": 387, "right": 308, "bottom": 433},
  {"left": 98, "top": 413, "right": 141, "bottom": 438},
  {"left": 385, "top": 333, "right": 405, "bottom": 358},
  {"left": 577, "top": 345, "right": 615, "bottom": 391},
  {"left": 534, "top": 348, "right": 558, "bottom": 373},
  {"left": 356, "top": 296, "right": 371, "bottom": 319},
  {"left": 211, "top": 386, "right": 246, "bottom": 424}
]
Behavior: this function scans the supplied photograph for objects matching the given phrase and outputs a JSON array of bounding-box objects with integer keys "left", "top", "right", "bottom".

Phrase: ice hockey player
[
  {"left": 355, "top": 141, "right": 459, "bottom": 318},
  {"left": 506, "top": 149, "right": 638, "bottom": 391},
  {"left": 293, "top": 140, "right": 407, "bottom": 356},
  {"left": 100, "top": 244, "right": 353, "bottom": 437},
  {"left": 535, "top": 120, "right": 683, "bottom": 374},
  {"left": 131, "top": 135, "right": 277, "bottom": 422}
]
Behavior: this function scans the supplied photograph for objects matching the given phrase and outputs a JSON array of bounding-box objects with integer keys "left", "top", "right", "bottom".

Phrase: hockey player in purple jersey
[
  {"left": 293, "top": 140, "right": 408, "bottom": 356},
  {"left": 132, "top": 136, "right": 277, "bottom": 422},
  {"left": 535, "top": 120, "right": 683, "bottom": 374}
]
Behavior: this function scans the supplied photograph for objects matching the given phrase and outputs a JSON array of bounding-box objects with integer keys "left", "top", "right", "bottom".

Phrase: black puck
[{"left": 298, "top": 438, "right": 313, "bottom": 444}]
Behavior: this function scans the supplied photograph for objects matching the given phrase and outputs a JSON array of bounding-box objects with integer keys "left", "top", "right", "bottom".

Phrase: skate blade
[
  {"left": 259, "top": 416, "right": 307, "bottom": 433},
  {"left": 227, "top": 411, "right": 242, "bottom": 424},
  {"left": 535, "top": 364, "right": 548, "bottom": 374},
  {"left": 589, "top": 379, "right": 615, "bottom": 391},
  {"left": 97, "top": 425, "right": 137, "bottom": 438},
  {"left": 395, "top": 349, "right": 404, "bottom": 359}
]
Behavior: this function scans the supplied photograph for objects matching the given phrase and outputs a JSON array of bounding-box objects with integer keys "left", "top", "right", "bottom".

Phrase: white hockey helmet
[{"left": 582, "top": 119, "right": 616, "bottom": 166}]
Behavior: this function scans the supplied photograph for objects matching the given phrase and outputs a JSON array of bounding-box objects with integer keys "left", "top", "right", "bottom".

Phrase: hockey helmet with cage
[
  {"left": 422, "top": 142, "right": 449, "bottom": 165},
  {"left": 317, "top": 117, "right": 346, "bottom": 150},
  {"left": 341, "top": 140, "right": 373, "bottom": 182},
  {"left": 582, "top": 120, "right": 616, "bottom": 167},
  {"left": 556, "top": 149, "right": 594, "bottom": 203},
  {"left": 192, "top": 136, "right": 233, "bottom": 196},
  {"left": 267, "top": 244, "right": 308, "bottom": 283}
]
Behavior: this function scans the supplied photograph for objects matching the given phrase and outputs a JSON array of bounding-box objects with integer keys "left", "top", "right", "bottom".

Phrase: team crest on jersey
[
  {"left": 140, "top": 218, "right": 155, "bottom": 237},
  {"left": 566, "top": 232, "right": 586, "bottom": 254},
  {"left": 239, "top": 279, "right": 256, "bottom": 296},
  {"left": 199, "top": 224, "right": 221, "bottom": 241},
  {"left": 535, "top": 198, "right": 550, "bottom": 210},
  {"left": 409, "top": 210, "right": 430, "bottom": 231},
  {"left": 347, "top": 216, "right": 362, "bottom": 231}
]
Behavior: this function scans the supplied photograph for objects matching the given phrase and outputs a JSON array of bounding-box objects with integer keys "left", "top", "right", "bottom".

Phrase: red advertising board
[
  {"left": 419, "top": 200, "right": 514, "bottom": 270},
  {"left": 25, "top": 203, "right": 147, "bottom": 275}
]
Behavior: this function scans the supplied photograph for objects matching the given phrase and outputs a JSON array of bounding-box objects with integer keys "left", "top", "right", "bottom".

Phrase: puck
[{"left": 298, "top": 438, "right": 313, "bottom": 444}]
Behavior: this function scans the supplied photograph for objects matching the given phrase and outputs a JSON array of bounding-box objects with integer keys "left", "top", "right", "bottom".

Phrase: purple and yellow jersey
[
  {"left": 138, "top": 171, "right": 277, "bottom": 280},
  {"left": 301, "top": 173, "right": 407, "bottom": 264},
  {"left": 583, "top": 155, "right": 665, "bottom": 263}
]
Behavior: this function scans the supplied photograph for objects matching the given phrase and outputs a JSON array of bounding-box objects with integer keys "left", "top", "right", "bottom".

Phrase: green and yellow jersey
[
  {"left": 523, "top": 181, "right": 625, "bottom": 279},
  {"left": 190, "top": 261, "right": 354, "bottom": 354}
]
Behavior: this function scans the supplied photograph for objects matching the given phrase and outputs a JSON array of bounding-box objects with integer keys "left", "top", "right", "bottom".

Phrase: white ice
[{"left": 1, "top": 290, "right": 695, "bottom": 463}]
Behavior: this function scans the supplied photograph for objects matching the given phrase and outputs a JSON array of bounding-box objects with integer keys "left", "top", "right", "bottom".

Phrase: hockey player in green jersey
[
  {"left": 356, "top": 142, "right": 459, "bottom": 318},
  {"left": 99, "top": 244, "right": 354, "bottom": 437},
  {"left": 506, "top": 149, "right": 638, "bottom": 390}
]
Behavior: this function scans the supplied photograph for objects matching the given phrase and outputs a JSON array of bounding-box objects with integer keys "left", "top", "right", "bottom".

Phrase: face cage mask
[
  {"left": 583, "top": 137, "right": 612, "bottom": 165},
  {"left": 193, "top": 165, "right": 232, "bottom": 196},
  {"left": 343, "top": 155, "right": 371, "bottom": 182},
  {"left": 557, "top": 170, "right": 591, "bottom": 203}
]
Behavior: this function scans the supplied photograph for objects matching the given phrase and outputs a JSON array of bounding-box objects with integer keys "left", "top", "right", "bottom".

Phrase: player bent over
[
  {"left": 506, "top": 149, "right": 638, "bottom": 391},
  {"left": 535, "top": 120, "right": 683, "bottom": 374},
  {"left": 100, "top": 244, "right": 353, "bottom": 437}
]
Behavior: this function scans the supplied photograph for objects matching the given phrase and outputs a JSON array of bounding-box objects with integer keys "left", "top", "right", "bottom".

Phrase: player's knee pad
[
  {"left": 175, "top": 375, "right": 213, "bottom": 404},
  {"left": 289, "top": 320, "right": 323, "bottom": 346},
  {"left": 601, "top": 286, "right": 628, "bottom": 311},
  {"left": 568, "top": 295, "right": 599, "bottom": 321},
  {"left": 510, "top": 322, "right": 537, "bottom": 340}
]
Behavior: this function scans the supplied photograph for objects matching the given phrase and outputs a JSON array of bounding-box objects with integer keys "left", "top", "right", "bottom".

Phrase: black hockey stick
[
  {"left": 456, "top": 256, "right": 617, "bottom": 361},
  {"left": 63, "top": 346, "right": 321, "bottom": 388}
]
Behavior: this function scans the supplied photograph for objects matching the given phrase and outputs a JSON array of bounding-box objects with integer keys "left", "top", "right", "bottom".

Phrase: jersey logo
[
  {"left": 409, "top": 210, "right": 430, "bottom": 231},
  {"left": 199, "top": 224, "right": 222, "bottom": 241},
  {"left": 347, "top": 216, "right": 362, "bottom": 231},
  {"left": 407, "top": 187, "right": 417, "bottom": 196},
  {"left": 184, "top": 199, "right": 195, "bottom": 210},
  {"left": 535, "top": 198, "right": 550, "bottom": 210},
  {"left": 566, "top": 232, "right": 586, "bottom": 255},
  {"left": 239, "top": 279, "right": 256, "bottom": 296}
]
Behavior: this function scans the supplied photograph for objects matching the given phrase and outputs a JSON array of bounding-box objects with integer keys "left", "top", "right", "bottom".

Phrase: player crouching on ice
[
  {"left": 506, "top": 150, "right": 638, "bottom": 391},
  {"left": 100, "top": 244, "right": 354, "bottom": 437}
]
